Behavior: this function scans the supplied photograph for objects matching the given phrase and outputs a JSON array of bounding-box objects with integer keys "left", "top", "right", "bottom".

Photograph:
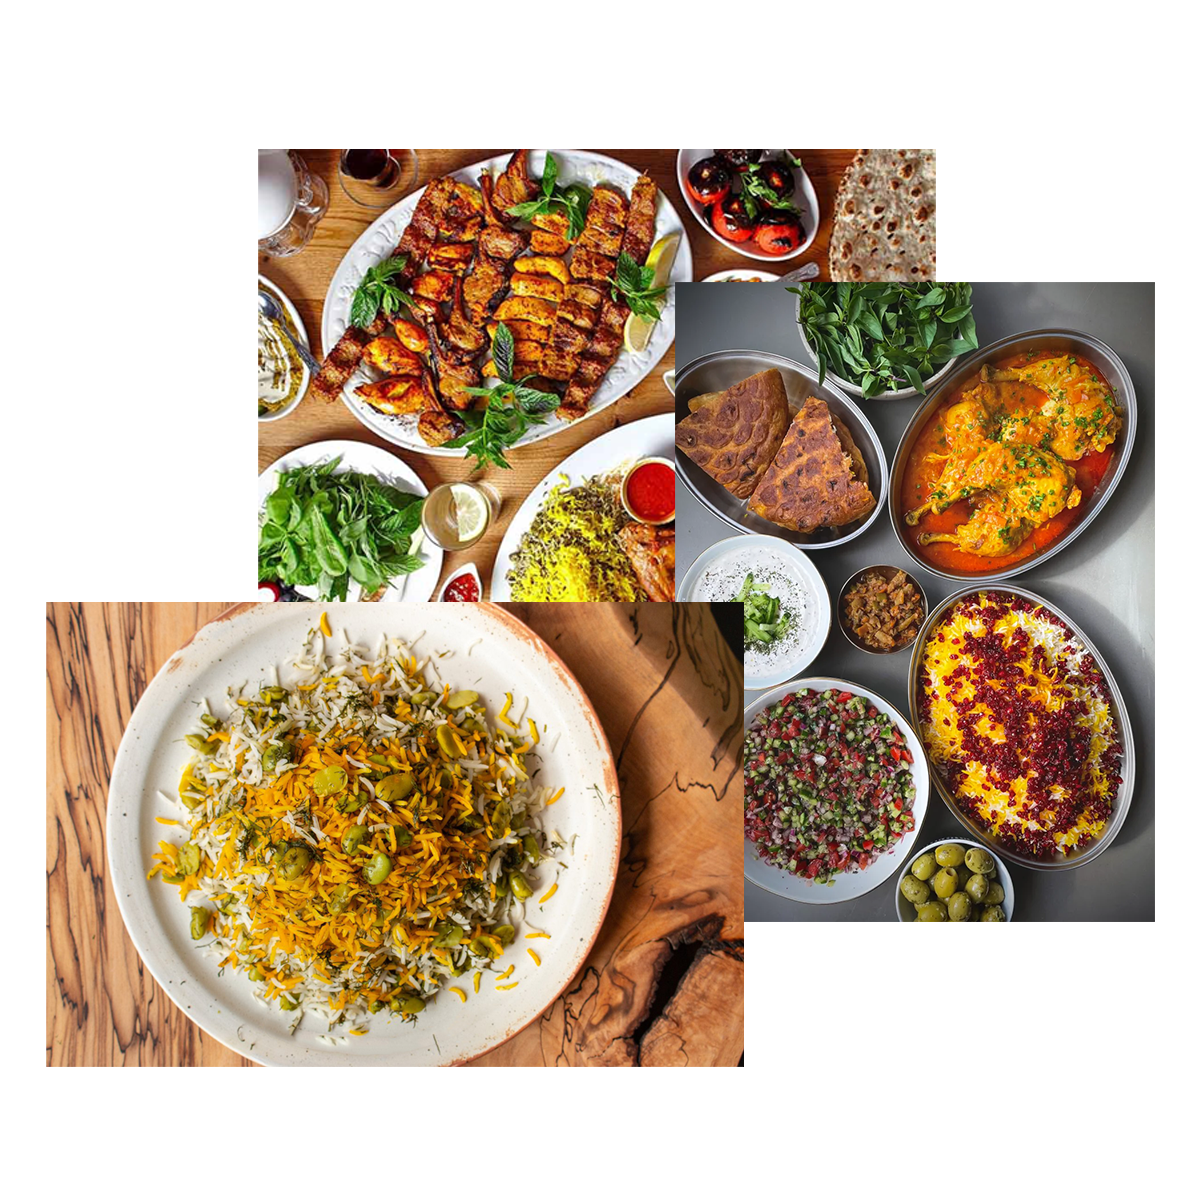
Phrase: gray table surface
[{"left": 676, "top": 281, "right": 1155, "bottom": 922}]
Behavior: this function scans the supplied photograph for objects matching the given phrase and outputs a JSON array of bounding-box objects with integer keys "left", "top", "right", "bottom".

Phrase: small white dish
[
  {"left": 258, "top": 275, "right": 311, "bottom": 422},
  {"left": 620, "top": 457, "right": 676, "bottom": 525},
  {"left": 438, "top": 561, "right": 482, "bottom": 602},
  {"left": 895, "top": 836, "right": 1015, "bottom": 922},
  {"left": 744, "top": 678, "right": 930, "bottom": 905},
  {"left": 676, "top": 149, "right": 819, "bottom": 262},
  {"left": 678, "top": 535, "right": 830, "bottom": 690},
  {"left": 703, "top": 267, "right": 780, "bottom": 283}
]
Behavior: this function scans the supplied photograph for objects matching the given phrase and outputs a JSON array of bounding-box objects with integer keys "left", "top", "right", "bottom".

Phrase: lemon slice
[
  {"left": 451, "top": 486, "right": 488, "bottom": 544},
  {"left": 624, "top": 233, "right": 680, "bottom": 353}
]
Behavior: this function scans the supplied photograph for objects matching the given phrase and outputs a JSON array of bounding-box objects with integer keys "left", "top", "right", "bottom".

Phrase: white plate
[
  {"left": 678, "top": 535, "right": 830, "bottom": 690},
  {"left": 258, "top": 274, "right": 310, "bottom": 422},
  {"left": 743, "top": 678, "right": 930, "bottom": 905},
  {"left": 106, "top": 602, "right": 621, "bottom": 1066},
  {"left": 323, "top": 150, "right": 693, "bottom": 456},
  {"left": 703, "top": 268, "right": 780, "bottom": 283},
  {"left": 257, "top": 440, "right": 444, "bottom": 603},
  {"left": 676, "top": 149, "right": 819, "bottom": 262},
  {"left": 490, "top": 413, "right": 674, "bottom": 602},
  {"left": 895, "top": 837, "right": 1015, "bottom": 922}
]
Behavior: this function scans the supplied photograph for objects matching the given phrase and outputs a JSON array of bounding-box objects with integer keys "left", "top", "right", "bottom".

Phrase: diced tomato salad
[{"left": 744, "top": 688, "right": 917, "bottom": 883}]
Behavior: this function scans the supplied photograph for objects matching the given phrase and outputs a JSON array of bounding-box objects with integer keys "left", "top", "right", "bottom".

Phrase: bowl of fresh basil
[{"left": 792, "top": 282, "right": 976, "bottom": 400}]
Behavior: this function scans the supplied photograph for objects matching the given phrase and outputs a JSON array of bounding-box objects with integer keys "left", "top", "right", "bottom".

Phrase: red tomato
[
  {"left": 712, "top": 194, "right": 755, "bottom": 243},
  {"left": 837, "top": 691, "right": 853, "bottom": 703}
]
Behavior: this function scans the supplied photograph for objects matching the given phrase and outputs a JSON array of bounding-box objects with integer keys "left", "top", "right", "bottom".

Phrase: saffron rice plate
[{"left": 107, "top": 603, "right": 620, "bottom": 1065}]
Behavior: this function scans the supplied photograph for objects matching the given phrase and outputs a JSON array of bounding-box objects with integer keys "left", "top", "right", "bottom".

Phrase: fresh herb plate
[
  {"left": 257, "top": 441, "right": 443, "bottom": 603},
  {"left": 322, "top": 150, "right": 692, "bottom": 457},
  {"left": 794, "top": 282, "right": 975, "bottom": 401}
]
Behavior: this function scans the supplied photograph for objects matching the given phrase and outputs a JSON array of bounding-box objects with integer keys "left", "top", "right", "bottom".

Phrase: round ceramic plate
[
  {"left": 490, "top": 413, "right": 674, "bottom": 601},
  {"left": 676, "top": 149, "right": 819, "bottom": 262},
  {"left": 744, "top": 678, "right": 929, "bottom": 904},
  {"left": 678, "top": 535, "right": 830, "bottom": 690},
  {"left": 258, "top": 275, "right": 310, "bottom": 422},
  {"left": 106, "top": 602, "right": 621, "bottom": 1066},
  {"left": 258, "top": 440, "right": 445, "bottom": 603},
  {"left": 322, "top": 150, "right": 693, "bottom": 456}
]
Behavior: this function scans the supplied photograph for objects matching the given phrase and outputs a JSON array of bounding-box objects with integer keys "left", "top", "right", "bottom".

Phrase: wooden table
[
  {"left": 259, "top": 148, "right": 855, "bottom": 595},
  {"left": 47, "top": 602, "right": 743, "bottom": 1066}
]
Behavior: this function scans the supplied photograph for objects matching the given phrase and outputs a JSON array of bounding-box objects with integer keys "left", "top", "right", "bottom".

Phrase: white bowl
[
  {"left": 678, "top": 535, "right": 830, "bottom": 690},
  {"left": 258, "top": 275, "right": 310, "bottom": 422},
  {"left": 744, "top": 678, "right": 930, "bottom": 905},
  {"left": 794, "top": 291, "right": 960, "bottom": 401},
  {"left": 894, "top": 836, "right": 1015, "bottom": 922},
  {"left": 676, "top": 149, "right": 819, "bottom": 263},
  {"left": 703, "top": 267, "right": 780, "bottom": 283},
  {"left": 437, "top": 561, "right": 481, "bottom": 602}
]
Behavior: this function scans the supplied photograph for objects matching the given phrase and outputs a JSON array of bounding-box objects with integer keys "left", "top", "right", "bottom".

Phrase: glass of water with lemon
[{"left": 420, "top": 482, "right": 497, "bottom": 551}]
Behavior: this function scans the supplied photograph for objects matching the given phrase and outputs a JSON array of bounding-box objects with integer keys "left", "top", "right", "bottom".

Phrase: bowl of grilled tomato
[{"left": 676, "top": 149, "right": 818, "bottom": 263}]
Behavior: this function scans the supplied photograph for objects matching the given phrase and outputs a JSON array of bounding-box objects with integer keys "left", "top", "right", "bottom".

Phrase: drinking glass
[
  {"left": 258, "top": 151, "right": 329, "bottom": 258},
  {"left": 338, "top": 149, "right": 419, "bottom": 208}
]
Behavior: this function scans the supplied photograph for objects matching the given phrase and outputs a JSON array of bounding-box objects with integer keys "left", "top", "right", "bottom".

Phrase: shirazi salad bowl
[
  {"left": 906, "top": 583, "right": 1136, "bottom": 873},
  {"left": 743, "top": 678, "right": 929, "bottom": 905},
  {"left": 894, "top": 836, "right": 1015, "bottom": 922}
]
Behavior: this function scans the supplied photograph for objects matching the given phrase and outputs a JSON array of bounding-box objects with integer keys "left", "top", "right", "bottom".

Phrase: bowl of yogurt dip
[{"left": 679, "top": 535, "right": 831, "bottom": 689}]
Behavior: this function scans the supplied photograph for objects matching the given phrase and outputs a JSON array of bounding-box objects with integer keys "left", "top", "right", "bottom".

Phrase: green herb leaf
[
  {"left": 492, "top": 323, "right": 515, "bottom": 384},
  {"left": 348, "top": 255, "right": 411, "bottom": 329},
  {"left": 610, "top": 250, "right": 668, "bottom": 323}
]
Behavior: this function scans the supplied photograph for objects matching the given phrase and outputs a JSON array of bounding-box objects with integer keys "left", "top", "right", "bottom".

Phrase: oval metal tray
[
  {"left": 906, "top": 582, "right": 1136, "bottom": 872},
  {"left": 674, "top": 349, "right": 889, "bottom": 548},
  {"left": 889, "top": 328, "right": 1137, "bottom": 581}
]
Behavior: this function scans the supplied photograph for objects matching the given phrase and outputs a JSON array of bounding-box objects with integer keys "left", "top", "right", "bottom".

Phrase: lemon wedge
[
  {"left": 624, "top": 233, "right": 680, "bottom": 353},
  {"left": 451, "top": 486, "right": 488, "bottom": 544}
]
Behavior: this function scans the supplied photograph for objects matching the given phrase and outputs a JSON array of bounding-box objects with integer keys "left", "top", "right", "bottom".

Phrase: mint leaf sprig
[
  {"left": 442, "top": 324, "right": 560, "bottom": 470},
  {"left": 505, "top": 153, "right": 593, "bottom": 240},
  {"left": 349, "top": 255, "right": 413, "bottom": 329},
  {"left": 610, "top": 251, "right": 668, "bottom": 322}
]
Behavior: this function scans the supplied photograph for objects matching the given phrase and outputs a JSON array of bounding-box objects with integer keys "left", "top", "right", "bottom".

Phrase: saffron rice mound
[
  {"left": 917, "top": 590, "right": 1122, "bottom": 860},
  {"left": 148, "top": 624, "right": 566, "bottom": 1037},
  {"left": 507, "top": 472, "right": 644, "bottom": 602}
]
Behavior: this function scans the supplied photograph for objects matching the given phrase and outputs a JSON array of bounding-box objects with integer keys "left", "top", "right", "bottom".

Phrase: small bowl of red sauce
[
  {"left": 438, "top": 562, "right": 482, "bottom": 603},
  {"left": 621, "top": 457, "right": 675, "bottom": 525}
]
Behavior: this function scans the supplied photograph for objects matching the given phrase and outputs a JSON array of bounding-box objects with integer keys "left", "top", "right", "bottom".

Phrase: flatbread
[
  {"left": 748, "top": 397, "right": 876, "bottom": 532},
  {"left": 829, "top": 149, "right": 935, "bottom": 282},
  {"left": 675, "top": 368, "right": 791, "bottom": 500},
  {"left": 830, "top": 413, "right": 868, "bottom": 484}
]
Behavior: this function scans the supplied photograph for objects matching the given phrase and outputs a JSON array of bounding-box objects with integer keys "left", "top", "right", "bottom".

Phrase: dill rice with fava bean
[{"left": 148, "top": 624, "right": 567, "bottom": 1037}]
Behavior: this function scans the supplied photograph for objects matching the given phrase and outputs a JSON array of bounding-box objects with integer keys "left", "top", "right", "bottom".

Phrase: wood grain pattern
[
  {"left": 259, "top": 149, "right": 855, "bottom": 592},
  {"left": 47, "top": 602, "right": 743, "bottom": 1066}
]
